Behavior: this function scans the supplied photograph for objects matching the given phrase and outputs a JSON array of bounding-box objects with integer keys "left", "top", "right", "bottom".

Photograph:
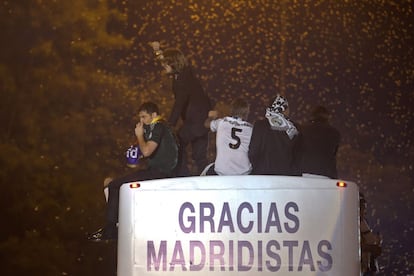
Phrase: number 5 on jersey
[{"left": 229, "top": 127, "right": 242, "bottom": 149}]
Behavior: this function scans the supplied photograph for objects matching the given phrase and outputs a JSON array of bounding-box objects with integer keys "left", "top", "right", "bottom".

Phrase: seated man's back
[{"left": 206, "top": 98, "right": 253, "bottom": 175}]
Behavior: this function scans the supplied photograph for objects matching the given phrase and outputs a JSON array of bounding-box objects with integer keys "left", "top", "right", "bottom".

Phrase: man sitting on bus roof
[
  {"left": 248, "top": 94, "right": 300, "bottom": 176},
  {"left": 88, "top": 101, "right": 178, "bottom": 242},
  {"left": 202, "top": 98, "right": 253, "bottom": 176}
]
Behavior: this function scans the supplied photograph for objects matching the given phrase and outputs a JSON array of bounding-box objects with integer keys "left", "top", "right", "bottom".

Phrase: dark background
[{"left": 0, "top": 0, "right": 412, "bottom": 275}]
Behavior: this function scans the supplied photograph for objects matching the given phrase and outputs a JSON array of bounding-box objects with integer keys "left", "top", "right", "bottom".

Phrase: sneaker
[{"left": 87, "top": 228, "right": 116, "bottom": 242}]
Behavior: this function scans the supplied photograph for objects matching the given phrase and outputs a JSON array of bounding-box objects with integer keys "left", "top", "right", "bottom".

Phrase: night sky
[{"left": 1, "top": 0, "right": 413, "bottom": 275}]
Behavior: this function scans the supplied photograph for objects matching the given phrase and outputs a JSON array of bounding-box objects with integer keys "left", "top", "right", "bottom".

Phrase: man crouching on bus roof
[{"left": 88, "top": 101, "right": 178, "bottom": 242}]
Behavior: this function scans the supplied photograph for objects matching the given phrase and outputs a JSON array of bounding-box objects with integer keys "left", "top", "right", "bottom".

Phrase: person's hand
[
  {"left": 150, "top": 41, "right": 164, "bottom": 61},
  {"left": 163, "top": 63, "right": 173, "bottom": 74},
  {"left": 150, "top": 41, "right": 160, "bottom": 51},
  {"left": 208, "top": 110, "right": 219, "bottom": 119},
  {"left": 135, "top": 122, "right": 144, "bottom": 138}
]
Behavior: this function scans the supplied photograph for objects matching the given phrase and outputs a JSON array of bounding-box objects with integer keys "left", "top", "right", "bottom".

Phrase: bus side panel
[
  {"left": 118, "top": 176, "right": 360, "bottom": 276},
  {"left": 118, "top": 183, "right": 135, "bottom": 276}
]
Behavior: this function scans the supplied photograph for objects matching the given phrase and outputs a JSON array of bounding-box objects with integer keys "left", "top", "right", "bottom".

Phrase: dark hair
[
  {"left": 138, "top": 102, "right": 159, "bottom": 114},
  {"left": 162, "top": 48, "right": 188, "bottom": 73},
  {"left": 311, "top": 105, "right": 329, "bottom": 122},
  {"left": 231, "top": 98, "right": 250, "bottom": 119}
]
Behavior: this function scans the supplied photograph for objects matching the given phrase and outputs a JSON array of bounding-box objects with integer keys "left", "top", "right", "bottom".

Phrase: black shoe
[{"left": 87, "top": 227, "right": 117, "bottom": 242}]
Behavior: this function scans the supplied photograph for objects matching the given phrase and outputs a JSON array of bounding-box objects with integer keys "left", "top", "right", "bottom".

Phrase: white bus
[{"left": 117, "top": 175, "right": 360, "bottom": 276}]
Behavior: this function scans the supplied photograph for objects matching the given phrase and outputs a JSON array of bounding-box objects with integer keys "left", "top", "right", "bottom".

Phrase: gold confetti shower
[{"left": 120, "top": 1, "right": 413, "bottom": 273}]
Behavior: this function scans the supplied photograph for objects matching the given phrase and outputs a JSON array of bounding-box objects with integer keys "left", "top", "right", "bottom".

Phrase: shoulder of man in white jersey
[
  {"left": 222, "top": 116, "right": 253, "bottom": 128},
  {"left": 209, "top": 117, "right": 224, "bottom": 132}
]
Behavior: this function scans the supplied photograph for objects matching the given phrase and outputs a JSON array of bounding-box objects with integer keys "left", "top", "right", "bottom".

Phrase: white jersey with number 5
[{"left": 210, "top": 116, "right": 253, "bottom": 175}]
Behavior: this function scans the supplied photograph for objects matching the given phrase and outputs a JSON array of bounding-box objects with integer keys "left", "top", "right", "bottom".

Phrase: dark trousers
[
  {"left": 205, "top": 163, "right": 218, "bottom": 175},
  {"left": 105, "top": 169, "right": 168, "bottom": 232},
  {"left": 177, "top": 133, "right": 209, "bottom": 176}
]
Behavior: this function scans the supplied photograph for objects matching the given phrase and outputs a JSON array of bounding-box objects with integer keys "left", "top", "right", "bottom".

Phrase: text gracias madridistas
[{"left": 146, "top": 201, "right": 333, "bottom": 273}]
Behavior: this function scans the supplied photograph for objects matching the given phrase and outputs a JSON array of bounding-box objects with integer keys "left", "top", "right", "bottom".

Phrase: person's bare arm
[{"left": 204, "top": 110, "right": 219, "bottom": 128}]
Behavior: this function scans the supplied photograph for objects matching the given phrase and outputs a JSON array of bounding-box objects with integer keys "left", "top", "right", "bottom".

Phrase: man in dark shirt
[
  {"left": 88, "top": 102, "right": 178, "bottom": 242},
  {"left": 297, "top": 105, "right": 340, "bottom": 178},
  {"left": 153, "top": 44, "right": 211, "bottom": 176},
  {"left": 249, "top": 95, "right": 300, "bottom": 175}
]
